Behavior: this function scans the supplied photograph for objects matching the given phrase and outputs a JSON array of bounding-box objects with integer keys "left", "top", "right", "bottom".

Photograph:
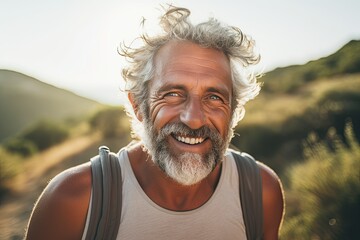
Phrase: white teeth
[{"left": 175, "top": 135, "right": 205, "bottom": 145}]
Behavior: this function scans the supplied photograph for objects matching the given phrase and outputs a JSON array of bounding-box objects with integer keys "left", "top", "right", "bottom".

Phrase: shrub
[
  {"left": 4, "top": 138, "right": 38, "bottom": 156},
  {"left": 89, "top": 107, "right": 130, "bottom": 139},
  {"left": 21, "top": 120, "right": 69, "bottom": 150},
  {"left": 282, "top": 122, "right": 360, "bottom": 239},
  {"left": 0, "top": 147, "right": 22, "bottom": 197}
]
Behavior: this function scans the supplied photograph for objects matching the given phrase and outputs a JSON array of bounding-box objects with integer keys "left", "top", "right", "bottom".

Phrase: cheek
[
  {"left": 207, "top": 107, "right": 232, "bottom": 136},
  {"left": 150, "top": 104, "right": 182, "bottom": 129}
]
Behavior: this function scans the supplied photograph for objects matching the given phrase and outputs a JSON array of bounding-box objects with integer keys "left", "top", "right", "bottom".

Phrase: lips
[{"left": 173, "top": 134, "right": 206, "bottom": 145}]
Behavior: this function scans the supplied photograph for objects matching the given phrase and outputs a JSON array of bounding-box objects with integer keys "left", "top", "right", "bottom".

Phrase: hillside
[
  {"left": 233, "top": 40, "right": 360, "bottom": 172},
  {"left": 0, "top": 70, "right": 103, "bottom": 142},
  {"left": 261, "top": 40, "right": 360, "bottom": 93}
]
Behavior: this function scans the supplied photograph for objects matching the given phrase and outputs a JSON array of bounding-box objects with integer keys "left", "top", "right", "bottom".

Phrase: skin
[
  {"left": 147, "top": 41, "right": 233, "bottom": 155},
  {"left": 25, "top": 41, "right": 284, "bottom": 240}
]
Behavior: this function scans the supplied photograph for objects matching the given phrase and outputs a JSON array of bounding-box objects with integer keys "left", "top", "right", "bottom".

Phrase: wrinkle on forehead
[{"left": 154, "top": 41, "right": 232, "bottom": 81}]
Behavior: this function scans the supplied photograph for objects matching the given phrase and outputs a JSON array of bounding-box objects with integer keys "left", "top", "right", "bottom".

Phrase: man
[{"left": 26, "top": 6, "right": 284, "bottom": 240}]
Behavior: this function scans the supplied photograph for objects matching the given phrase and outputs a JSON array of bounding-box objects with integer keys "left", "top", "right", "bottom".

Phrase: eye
[
  {"left": 205, "top": 94, "right": 227, "bottom": 108},
  {"left": 209, "top": 95, "right": 222, "bottom": 101},
  {"left": 165, "top": 92, "right": 180, "bottom": 97},
  {"left": 162, "top": 91, "right": 185, "bottom": 104}
]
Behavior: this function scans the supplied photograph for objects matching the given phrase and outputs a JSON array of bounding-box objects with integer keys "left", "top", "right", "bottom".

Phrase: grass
[
  {"left": 11, "top": 132, "right": 101, "bottom": 192},
  {"left": 240, "top": 73, "right": 360, "bottom": 128},
  {"left": 281, "top": 122, "right": 360, "bottom": 239},
  {"left": 232, "top": 73, "right": 360, "bottom": 173}
]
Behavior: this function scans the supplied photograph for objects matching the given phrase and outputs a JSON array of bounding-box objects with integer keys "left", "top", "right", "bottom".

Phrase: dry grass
[
  {"left": 11, "top": 132, "right": 101, "bottom": 192},
  {"left": 0, "top": 132, "right": 103, "bottom": 240},
  {"left": 241, "top": 74, "right": 360, "bottom": 127}
]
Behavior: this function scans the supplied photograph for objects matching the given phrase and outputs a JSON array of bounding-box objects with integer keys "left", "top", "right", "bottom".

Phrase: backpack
[{"left": 86, "top": 146, "right": 264, "bottom": 240}]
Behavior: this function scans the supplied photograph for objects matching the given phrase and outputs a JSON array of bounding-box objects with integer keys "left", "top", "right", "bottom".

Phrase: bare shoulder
[
  {"left": 257, "top": 162, "right": 285, "bottom": 240},
  {"left": 25, "top": 162, "right": 92, "bottom": 240},
  {"left": 257, "top": 162, "right": 283, "bottom": 199}
]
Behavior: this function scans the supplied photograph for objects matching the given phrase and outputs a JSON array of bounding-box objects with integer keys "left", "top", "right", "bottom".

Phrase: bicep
[
  {"left": 25, "top": 164, "right": 91, "bottom": 240},
  {"left": 259, "top": 163, "right": 285, "bottom": 240}
]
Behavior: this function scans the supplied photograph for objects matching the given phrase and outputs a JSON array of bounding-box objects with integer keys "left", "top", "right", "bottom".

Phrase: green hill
[
  {"left": 261, "top": 40, "right": 360, "bottom": 93},
  {"left": 0, "top": 70, "right": 103, "bottom": 142},
  {"left": 233, "top": 40, "right": 360, "bottom": 173}
]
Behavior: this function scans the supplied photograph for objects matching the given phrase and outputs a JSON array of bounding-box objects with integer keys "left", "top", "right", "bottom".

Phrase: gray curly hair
[{"left": 119, "top": 6, "right": 261, "bottom": 139}]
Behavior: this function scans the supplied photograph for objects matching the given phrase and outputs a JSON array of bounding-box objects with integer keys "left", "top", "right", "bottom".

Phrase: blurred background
[{"left": 0, "top": 0, "right": 359, "bottom": 239}]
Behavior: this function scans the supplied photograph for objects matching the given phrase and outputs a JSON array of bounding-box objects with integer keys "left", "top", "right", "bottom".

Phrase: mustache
[{"left": 157, "top": 122, "right": 223, "bottom": 142}]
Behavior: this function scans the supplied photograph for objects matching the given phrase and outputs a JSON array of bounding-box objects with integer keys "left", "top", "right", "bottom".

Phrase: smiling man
[
  {"left": 139, "top": 41, "right": 233, "bottom": 187},
  {"left": 26, "top": 6, "right": 284, "bottom": 240}
]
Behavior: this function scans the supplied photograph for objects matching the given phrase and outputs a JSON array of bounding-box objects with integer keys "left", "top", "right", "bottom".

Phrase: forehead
[{"left": 153, "top": 41, "right": 232, "bottom": 85}]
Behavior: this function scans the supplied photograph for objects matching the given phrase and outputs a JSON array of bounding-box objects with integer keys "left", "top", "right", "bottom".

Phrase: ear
[{"left": 128, "top": 93, "right": 143, "bottom": 122}]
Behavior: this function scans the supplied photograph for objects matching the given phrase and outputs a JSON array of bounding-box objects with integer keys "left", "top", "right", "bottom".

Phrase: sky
[{"left": 1, "top": 0, "right": 359, "bottom": 105}]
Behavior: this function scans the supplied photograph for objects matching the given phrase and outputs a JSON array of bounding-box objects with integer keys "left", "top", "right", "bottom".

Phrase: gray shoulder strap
[
  {"left": 86, "top": 146, "right": 122, "bottom": 240},
  {"left": 232, "top": 151, "right": 264, "bottom": 240}
]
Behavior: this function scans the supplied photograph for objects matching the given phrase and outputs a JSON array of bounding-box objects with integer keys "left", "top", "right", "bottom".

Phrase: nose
[{"left": 180, "top": 96, "right": 206, "bottom": 130}]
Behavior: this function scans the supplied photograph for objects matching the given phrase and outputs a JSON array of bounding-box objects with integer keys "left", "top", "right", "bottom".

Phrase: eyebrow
[{"left": 157, "top": 84, "right": 187, "bottom": 93}]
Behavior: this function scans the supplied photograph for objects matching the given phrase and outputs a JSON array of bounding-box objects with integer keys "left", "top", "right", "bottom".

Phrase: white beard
[
  {"left": 158, "top": 151, "right": 215, "bottom": 186},
  {"left": 139, "top": 118, "right": 232, "bottom": 186}
]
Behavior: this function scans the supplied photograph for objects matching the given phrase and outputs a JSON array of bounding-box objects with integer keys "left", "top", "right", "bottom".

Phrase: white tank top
[{"left": 82, "top": 149, "right": 247, "bottom": 240}]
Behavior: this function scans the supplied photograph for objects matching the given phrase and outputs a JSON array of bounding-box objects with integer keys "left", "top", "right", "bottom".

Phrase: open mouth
[{"left": 172, "top": 134, "right": 206, "bottom": 145}]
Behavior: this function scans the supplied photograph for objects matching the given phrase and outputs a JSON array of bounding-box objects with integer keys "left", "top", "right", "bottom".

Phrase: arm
[
  {"left": 25, "top": 163, "right": 92, "bottom": 240},
  {"left": 258, "top": 163, "right": 285, "bottom": 240}
]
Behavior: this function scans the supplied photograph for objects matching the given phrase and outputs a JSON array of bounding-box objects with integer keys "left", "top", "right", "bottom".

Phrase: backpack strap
[
  {"left": 86, "top": 146, "right": 122, "bottom": 240},
  {"left": 231, "top": 151, "right": 264, "bottom": 240}
]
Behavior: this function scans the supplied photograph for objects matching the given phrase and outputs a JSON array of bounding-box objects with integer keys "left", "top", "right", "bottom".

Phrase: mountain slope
[
  {"left": 0, "top": 70, "right": 103, "bottom": 142},
  {"left": 261, "top": 40, "right": 360, "bottom": 92},
  {"left": 233, "top": 40, "right": 360, "bottom": 172}
]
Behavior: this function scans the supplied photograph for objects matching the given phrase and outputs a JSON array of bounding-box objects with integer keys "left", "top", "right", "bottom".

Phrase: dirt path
[{"left": 0, "top": 133, "right": 114, "bottom": 240}]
